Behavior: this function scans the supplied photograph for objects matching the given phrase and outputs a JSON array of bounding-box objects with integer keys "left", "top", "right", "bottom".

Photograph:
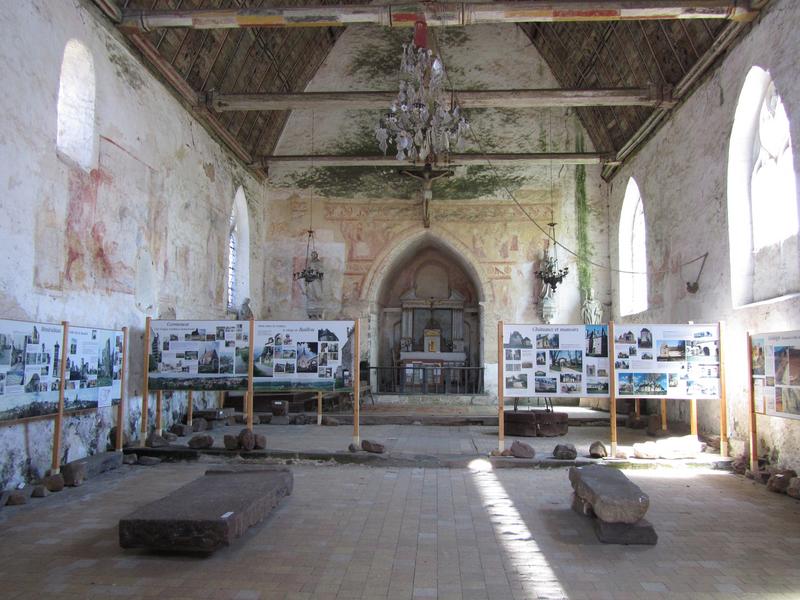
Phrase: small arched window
[
  {"left": 619, "top": 178, "right": 648, "bottom": 315},
  {"left": 227, "top": 187, "right": 251, "bottom": 310},
  {"left": 728, "top": 67, "right": 799, "bottom": 305},
  {"left": 57, "top": 39, "right": 95, "bottom": 170}
]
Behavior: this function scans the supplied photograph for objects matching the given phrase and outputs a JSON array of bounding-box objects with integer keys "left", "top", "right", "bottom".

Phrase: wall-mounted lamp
[{"left": 684, "top": 252, "right": 708, "bottom": 294}]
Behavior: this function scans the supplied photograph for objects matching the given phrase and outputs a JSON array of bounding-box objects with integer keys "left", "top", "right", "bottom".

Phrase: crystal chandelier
[
  {"left": 375, "top": 21, "right": 469, "bottom": 163},
  {"left": 536, "top": 222, "right": 569, "bottom": 291}
]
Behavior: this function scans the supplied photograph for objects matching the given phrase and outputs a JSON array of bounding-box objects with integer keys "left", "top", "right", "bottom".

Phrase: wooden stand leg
[
  {"left": 155, "top": 390, "right": 163, "bottom": 436},
  {"left": 353, "top": 320, "right": 361, "bottom": 446},
  {"left": 718, "top": 321, "right": 729, "bottom": 457},
  {"left": 497, "top": 321, "right": 505, "bottom": 453},
  {"left": 747, "top": 333, "right": 758, "bottom": 472},
  {"left": 608, "top": 322, "right": 618, "bottom": 457},
  {"left": 634, "top": 398, "right": 641, "bottom": 419},
  {"left": 690, "top": 398, "right": 698, "bottom": 436},
  {"left": 52, "top": 321, "right": 70, "bottom": 473},
  {"left": 317, "top": 391, "right": 323, "bottom": 426},
  {"left": 661, "top": 398, "right": 668, "bottom": 431},
  {"left": 141, "top": 317, "right": 151, "bottom": 447},
  {"left": 116, "top": 327, "right": 128, "bottom": 452},
  {"left": 187, "top": 390, "right": 193, "bottom": 427}
]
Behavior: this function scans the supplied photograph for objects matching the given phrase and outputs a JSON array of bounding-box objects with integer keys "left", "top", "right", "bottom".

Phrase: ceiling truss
[{"left": 92, "top": 0, "right": 763, "bottom": 181}]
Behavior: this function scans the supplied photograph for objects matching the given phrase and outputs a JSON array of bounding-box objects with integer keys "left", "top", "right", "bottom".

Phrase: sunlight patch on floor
[{"left": 469, "top": 460, "right": 569, "bottom": 599}]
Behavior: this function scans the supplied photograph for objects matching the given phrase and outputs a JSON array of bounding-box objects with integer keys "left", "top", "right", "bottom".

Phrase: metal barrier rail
[{"left": 368, "top": 366, "right": 485, "bottom": 395}]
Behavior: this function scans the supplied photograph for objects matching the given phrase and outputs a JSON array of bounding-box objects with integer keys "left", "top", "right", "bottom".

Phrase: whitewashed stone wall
[
  {"left": 608, "top": 0, "right": 800, "bottom": 469},
  {"left": 0, "top": 1, "right": 266, "bottom": 487}
]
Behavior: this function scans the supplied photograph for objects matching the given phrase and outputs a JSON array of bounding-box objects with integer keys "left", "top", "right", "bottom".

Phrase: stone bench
[
  {"left": 569, "top": 465, "right": 657, "bottom": 545},
  {"left": 119, "top": 466, "right": 293, "bottom": 553}
]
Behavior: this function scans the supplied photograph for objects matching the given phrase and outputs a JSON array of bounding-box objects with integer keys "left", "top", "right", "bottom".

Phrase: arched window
[
  {"left": 728, "top": 67, "right": 799, "bottom": 305},
  {"left": 57, "top": 39, "right": 95, "bottom": 170},
  {"left": 619, "top": 178, "right": 648, "bottom": 315},
  {"left": 227, "top": 187, "right": 251, "bottom": 310}
]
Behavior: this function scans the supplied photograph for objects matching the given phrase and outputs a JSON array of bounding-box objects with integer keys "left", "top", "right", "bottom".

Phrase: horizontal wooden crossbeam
[
  {"left": 120, "top": 1, "right": 757, "bottom": 31},
  {"left": 259, "top": 153, "right": 618, "bottom": 169},
  {"left": 209, "top": 87, "right": 675, "bottom": 111}
]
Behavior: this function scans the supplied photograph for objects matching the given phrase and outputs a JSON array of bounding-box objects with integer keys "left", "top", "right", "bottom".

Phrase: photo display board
[
  {"left": 0, "top": 319, "right": 63, "bottom": 421},
  {"left": 502, "top": 324, "right": 610, "bottom": 398},
  {"left": 751, "top": 330, "right": 800, "bottom": 420},
  {"left": 253, "top": 321, "right": 355, "bottom": 392},
  {"left": 612, "top": 323, "right": 720, "bottom": 399},
  {"left": 64, "top": 327, "right": 124, "bottom": 410},
  {"left": 147, "top": 321, "right": 250, "bottom": 391}
]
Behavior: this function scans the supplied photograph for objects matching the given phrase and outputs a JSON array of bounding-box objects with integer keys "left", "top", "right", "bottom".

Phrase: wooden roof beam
[
  {"left": 258, "top": 153, "right": 618, "bottom": 170},
  {"left": 208, "top": 87, "right": 675, "bottom": 111},
  {"left": 120, "top": 1, "right": 757, "bottom": 32}
]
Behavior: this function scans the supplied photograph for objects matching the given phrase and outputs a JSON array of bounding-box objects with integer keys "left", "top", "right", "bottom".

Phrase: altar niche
[{"left": 377, "top": 244, "right": 481, "bottom": 378}]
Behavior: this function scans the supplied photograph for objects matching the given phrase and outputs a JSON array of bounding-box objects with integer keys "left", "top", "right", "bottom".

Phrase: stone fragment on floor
[
  {"left": 362, "top": 439, "right": 385, "bottom": 454},
  {"left": 553, "top": 443, "right": 577, "bottom": 460},
  {"left": 42, "top": 473, "right": 64, "bottom": 492},
  {"left": 145, "top": 432, "right": 169, "bottom": 448},
  {"left": 510, "top": 440, "right": 534, "bottom": 459},
  {"left": 767, "top": 469, "right": 797, "bottom": 494},
  {"left": 188, "top": 434, "right": 214, "bottom": 449},
  {"left": 589, "top": 441, "right": 607, "bottom": 458},
  {"left": 62, "top": 462, "right": 87, "bottom": 487}
]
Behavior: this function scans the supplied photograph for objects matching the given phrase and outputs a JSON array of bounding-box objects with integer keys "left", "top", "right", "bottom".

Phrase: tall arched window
[
  {"left": 619, "top": 178, "right": 648, "bottom": 315},
  {"left": 57, "top": 39, "right": 95, "bottom": 170},
  {"left": 728, "top": 67, "right": 799, "bottom": 305},
  {"left": 227, "top": 187, "right": 251, "bottom": 310}
]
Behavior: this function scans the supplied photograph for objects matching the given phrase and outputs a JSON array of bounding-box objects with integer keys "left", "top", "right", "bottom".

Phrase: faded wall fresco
[{"left": 0, "top": 1, "right": 265, "bottom": 487}]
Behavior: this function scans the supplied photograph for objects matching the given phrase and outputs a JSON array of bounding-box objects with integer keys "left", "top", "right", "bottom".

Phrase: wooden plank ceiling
[{"left": 113, "top": 0, "right": 757, "bottom": 179}]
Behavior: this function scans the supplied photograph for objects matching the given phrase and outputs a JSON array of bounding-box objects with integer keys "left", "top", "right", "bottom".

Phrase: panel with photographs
[
  {"left": 502, "top": 324, "right": 610, "bottom": 398},
  {"left": 0, "top": 319, "right": 64, "bottom": 422},
  {"left": 613, "top": 324, "right": 720, "bottom": 399},
  {"left": 253, "top": 321, "right": 355, "bottom": 391},
  {"left": 147, "top": 321, "right": 250, "bottom": 391},
  {"left": 63, "top": 327, "right": 124, "bottom": 411},
  {"left": 751, "top": 330, "right": 800, "bottom": 420}
]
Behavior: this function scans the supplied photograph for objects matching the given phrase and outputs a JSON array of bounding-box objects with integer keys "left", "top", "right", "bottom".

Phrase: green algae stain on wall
[{"left": 574, "top": 130, "right": 593, "bottom": 294}]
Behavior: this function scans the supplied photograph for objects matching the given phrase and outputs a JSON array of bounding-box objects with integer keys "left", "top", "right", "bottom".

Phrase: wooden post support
[
  {"left": 353, "top": 319, "right": 361, "bottom": 446},
  {"left": 747, "top": 333, "right": 758, "bottom": 472},
  {"left": 317, "top": 391, "right": 323, "bottom": 426},
  {"left": 497, "top": 321, "right": 505, "bottom": 453},
  {"left": 634, "top": 398, "right": 641, "bottom": 419},
  {"left": 690, "top": 398, "right": 698, "bottom": 436},
  {"left": 661, "top": 398, "right": 668, "bottom": 431},
  {"left": 141, "top": 317, "right": 151, "bottom": 446},
  {"left": 116, "top": 327, "right": 129, "bottom": 452},
  {"left": 608, "top": 322, "right": 618, "bottom": 457},
  {"left": 247, "top": 317, "right": 255, "bottom": 429},
  {"left": 187, "top": 390, "right": 193, "bottom": 427},
  {"left": 155, "top": 390, "right": 163, "bottom": 435},
  {"left": 51, "top": 321, "right": 70, "bottom": 473},
  {"left": 218, "top": 391, "right": 225, "bottom": 409},
  {"left": 718, "top": 320, "right": 729, "bottom": 457}
]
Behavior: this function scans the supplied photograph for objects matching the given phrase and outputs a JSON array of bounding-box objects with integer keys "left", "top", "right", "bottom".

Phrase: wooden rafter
[{"left": 207, "top": 87, "right": 675, "bottom": 111}]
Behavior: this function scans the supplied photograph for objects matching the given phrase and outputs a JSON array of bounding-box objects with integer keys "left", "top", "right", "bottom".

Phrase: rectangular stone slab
[
  {"left": 594, "top": 517, "right": 658, "bottom": 545},
  {"left": 119, "top": 467, "right": 292, "bottom": 553},
  {"left": 569, "top": 465, "right": 649, "bottom": 524}
]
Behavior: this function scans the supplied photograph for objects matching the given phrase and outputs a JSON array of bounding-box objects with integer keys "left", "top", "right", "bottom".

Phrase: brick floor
[{"left": 1, "top": 460, "right": 798, "bottom": 599}]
